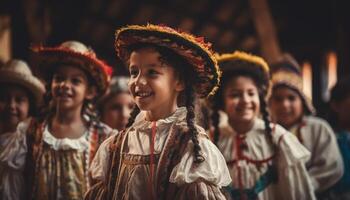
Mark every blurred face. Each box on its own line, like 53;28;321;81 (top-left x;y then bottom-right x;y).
331;96;350;130
51;65;95;112
128;47;184;119
270;86;303;129
101;92;134;131
223;76;260;126
0;84;30;132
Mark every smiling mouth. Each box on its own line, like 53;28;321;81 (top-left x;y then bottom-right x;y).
135;91;153;98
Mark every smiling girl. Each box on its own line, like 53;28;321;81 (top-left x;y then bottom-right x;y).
85;24;230;200
211;51;315;200
22;41;115;200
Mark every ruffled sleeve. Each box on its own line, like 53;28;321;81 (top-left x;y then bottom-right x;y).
169;127;231;188
89;134;117;181
0;118;30;170
273;125;316;200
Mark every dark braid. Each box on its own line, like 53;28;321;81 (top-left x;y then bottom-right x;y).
185;86;205;163
126;106;140;128
259;94;276;150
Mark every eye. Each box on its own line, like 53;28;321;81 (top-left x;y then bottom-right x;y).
288;95;297;102
129;68;139;78
53;74;64;82
248;91;256;97
72;77;83;85
148;69;159;77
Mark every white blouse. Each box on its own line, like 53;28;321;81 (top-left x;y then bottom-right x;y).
289;115;344;192
216;111;316;200
90;107;231;187
0;118;29;200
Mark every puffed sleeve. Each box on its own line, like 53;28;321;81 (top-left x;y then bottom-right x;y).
306;118;344;192
274;126;316;200
89;134;117;181
169;129;231;188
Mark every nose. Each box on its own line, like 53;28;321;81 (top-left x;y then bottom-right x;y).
9;97;16;111
281;99;290;108
135;74;147;86
59;79;70;89
242;93;250;104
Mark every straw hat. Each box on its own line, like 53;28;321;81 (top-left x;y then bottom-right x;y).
32;41;113;95
115;24;221;97
0;59;45;104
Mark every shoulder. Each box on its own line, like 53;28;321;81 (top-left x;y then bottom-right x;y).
304;116;332;129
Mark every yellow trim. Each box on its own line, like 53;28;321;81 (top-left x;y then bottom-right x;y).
216;51;269;73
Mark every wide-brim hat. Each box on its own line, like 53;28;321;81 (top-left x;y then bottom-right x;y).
216;51;271;96
32;41;113;95
0;59;45;104
270;53;316;115
115;24;221;97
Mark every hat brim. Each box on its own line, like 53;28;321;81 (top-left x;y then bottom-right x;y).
0;72;45;105
115;24;221;97
32;47;112;95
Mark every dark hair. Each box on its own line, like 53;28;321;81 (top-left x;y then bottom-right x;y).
328;76;350;131
38;65;100;125
211;64;275;150
124;43;204;163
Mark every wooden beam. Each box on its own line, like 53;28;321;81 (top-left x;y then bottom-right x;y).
248;0;281;63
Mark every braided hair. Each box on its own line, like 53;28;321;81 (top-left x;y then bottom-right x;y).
125;43;205;163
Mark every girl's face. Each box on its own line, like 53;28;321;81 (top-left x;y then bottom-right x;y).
0;84;30;132
223;76;260;125
101;92;134;131
51;65;95;111
270;86;304;129
128;47;184;119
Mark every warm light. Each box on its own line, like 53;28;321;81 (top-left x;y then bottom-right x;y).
327;51;337;90
302;61;312;100
0;15;11;62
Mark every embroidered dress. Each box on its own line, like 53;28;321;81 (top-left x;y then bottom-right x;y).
216;111;315;200
288;116;344;192
87;107;231;200
23;118;115;200
0;119;29;200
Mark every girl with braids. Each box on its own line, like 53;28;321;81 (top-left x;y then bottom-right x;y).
269;54;343;198
21;41;116;200
211;51;315;200
85;24;230;200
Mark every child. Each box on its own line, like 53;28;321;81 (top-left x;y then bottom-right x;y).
23;41;116;199
211;51;315;200
269;54;343;197
0;59;45;200
328;76;350;199
85;24;231;200
97;76;134;131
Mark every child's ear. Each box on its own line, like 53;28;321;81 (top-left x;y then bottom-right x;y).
85;86;97;100
175;79;185;92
